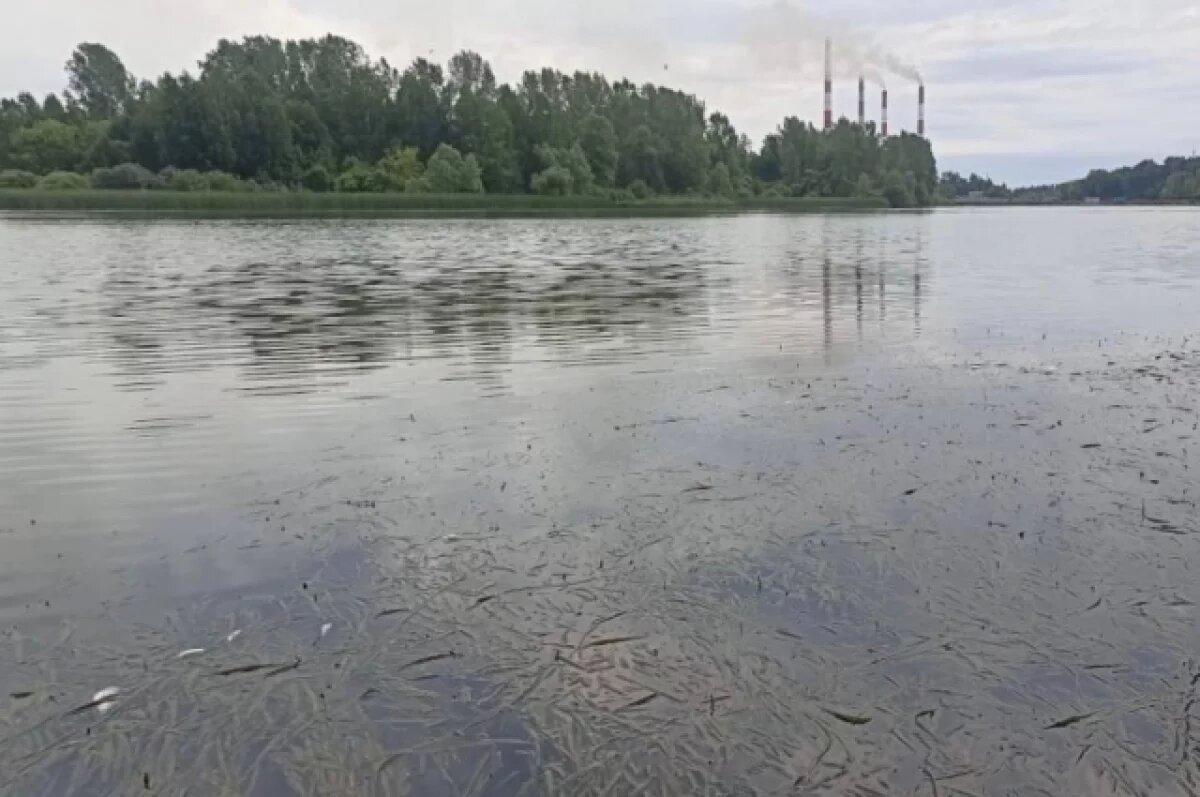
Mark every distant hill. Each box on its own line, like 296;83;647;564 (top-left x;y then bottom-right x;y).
941;157;1200;204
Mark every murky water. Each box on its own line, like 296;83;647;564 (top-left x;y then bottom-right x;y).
1;207;1198;795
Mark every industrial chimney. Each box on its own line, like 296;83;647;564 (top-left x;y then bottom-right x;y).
823;38;833;131
881;88;889;137
918;84;926;137
857;76;865;127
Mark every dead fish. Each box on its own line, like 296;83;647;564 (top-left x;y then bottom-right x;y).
226;630;242;643
618;692;659;711
1045;712;1095;730
320;623;332;638
68;687;120;715
584;636;644;649
214;662;276;677
822;707;872;725
176;648;206;659
265;658;302;677
214;659;299;677
398;651;457;672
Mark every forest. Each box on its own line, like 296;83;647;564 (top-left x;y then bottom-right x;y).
940;158;1200;204
1013;157;1200;203
0;37;937;207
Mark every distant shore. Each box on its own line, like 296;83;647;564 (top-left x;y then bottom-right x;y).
0;190;890;215
949;197;1199;208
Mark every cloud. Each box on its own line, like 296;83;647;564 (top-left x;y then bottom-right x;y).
3;0;1199;186
929;46;1145;83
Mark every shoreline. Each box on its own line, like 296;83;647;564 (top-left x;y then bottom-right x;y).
0;189;891;215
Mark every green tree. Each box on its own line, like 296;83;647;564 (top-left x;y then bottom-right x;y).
301;164;332;191
531;165;572;195
9;120;84;173
394;59;447;157
424;144;482;193
447;51;497;98
374;146;423;191
706;112;746;176
881;169;915;208
564;143;594;192
42;94;67;120
619;125;664;191
66;43;134;118
334;159;377;192
578;113;617;187
1161;171;1198;200
79;120;128;170
285;100;332;170
0;35;950;200
707;162;734;197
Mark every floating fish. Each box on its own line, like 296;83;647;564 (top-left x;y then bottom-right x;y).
78;687;120;715
177;648;205;659
226;630;242;643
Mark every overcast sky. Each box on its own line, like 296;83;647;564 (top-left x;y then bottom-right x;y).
3;0;1198;186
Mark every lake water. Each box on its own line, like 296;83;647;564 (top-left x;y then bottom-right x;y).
1;207;1198;795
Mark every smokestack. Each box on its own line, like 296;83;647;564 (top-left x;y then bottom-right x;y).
918;83;926;137
857;76;865;126
881;88;889;137
823;38;833;131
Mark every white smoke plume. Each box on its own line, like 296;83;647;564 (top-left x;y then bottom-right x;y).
741;0;921;86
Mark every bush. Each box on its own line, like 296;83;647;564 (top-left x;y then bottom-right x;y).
9;120;83;174
335;161;375;193
627;179;653;200
0;169;37;189
534;144;593;195
36;171;90;190
707;163;734;197
882;177;915;208
374;147;423;192
160;167;208;191
404;177;431;194
425;145;483;193
301;164;332;192
202;171;253;192
90;162;161;190
254;178;288;193
530;165;573;196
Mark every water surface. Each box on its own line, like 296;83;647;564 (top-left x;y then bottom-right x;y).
2;208;1199;795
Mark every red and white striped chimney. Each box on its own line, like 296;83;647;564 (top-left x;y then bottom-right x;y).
918;84;926;137
823;38;833;131
857;76;865;126
881;88;889;137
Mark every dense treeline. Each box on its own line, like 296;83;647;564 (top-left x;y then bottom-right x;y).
0;38;937;206
938;171;1011;200
941;157;1200;204
1015;157;1200;202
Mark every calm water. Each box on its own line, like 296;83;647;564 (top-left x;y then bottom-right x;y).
1;207;1198;795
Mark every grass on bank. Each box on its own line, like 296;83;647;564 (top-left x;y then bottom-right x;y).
0;189;889;214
